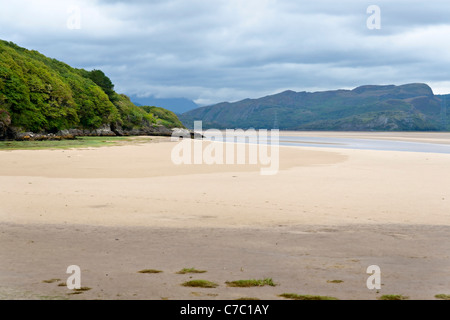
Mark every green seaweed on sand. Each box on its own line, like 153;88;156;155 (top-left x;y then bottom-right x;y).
279;293;339;300
226;278;276;288
182;280;218;288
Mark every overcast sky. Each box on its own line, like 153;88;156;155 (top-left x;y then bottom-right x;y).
1;0;449;105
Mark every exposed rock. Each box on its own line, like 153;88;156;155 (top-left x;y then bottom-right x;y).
171;128;204;139
93;125;116;136
111;124;173;137
3;122;181;141
151;125;173;136
172;128;192;138
172;128;202;139
57;130;70;137
13;131;76;141
110;123;124;136
68;129;84;136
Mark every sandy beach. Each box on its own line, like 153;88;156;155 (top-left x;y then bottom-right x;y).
1;132;449;300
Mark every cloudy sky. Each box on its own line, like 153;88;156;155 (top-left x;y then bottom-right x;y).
1;0;449;105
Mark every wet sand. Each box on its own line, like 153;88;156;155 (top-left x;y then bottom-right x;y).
0;133;449;300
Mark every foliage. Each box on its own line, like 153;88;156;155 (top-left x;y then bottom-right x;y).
0;136;130;150
225;278;276;287
113;94;154;130
176;268;207;274
181;280;219;288
0;40;183;135
138;269;163;274
86;69;116;102
378;294;409;300
0;109;10;125
141;106;185;128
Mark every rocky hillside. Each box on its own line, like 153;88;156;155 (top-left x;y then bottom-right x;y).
0;40;184;140
180;83;449;131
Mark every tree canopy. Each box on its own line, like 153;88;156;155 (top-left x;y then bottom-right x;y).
0;40;185;135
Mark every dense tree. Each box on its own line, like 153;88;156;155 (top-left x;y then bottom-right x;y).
86;69;116;102
0;109;11;137
0;40;184;135
141;106;184;128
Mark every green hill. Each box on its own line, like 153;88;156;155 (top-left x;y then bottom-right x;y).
0;40;184;140
180;84;449;131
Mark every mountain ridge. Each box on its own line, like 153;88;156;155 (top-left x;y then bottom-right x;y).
179;83;449;131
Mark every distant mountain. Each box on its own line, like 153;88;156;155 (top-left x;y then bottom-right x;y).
179;84;450;131
129;95;198;115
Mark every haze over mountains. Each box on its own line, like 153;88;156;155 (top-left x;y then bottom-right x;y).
180;84;450;131
129;95;198;115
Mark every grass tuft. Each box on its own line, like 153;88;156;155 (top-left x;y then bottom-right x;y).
279;293;339;300
182;280;218;288
38;295;69;300
226;278;276;288
327;280;344;284
67;287;92;295
378;294;409;300
176;268;207;275
0;136;131;151
435;294;450;300
42;279;61;284
138;269;163;274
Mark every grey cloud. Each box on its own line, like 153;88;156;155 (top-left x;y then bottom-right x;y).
0;0;449;105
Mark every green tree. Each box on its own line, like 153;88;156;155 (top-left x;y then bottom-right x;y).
87;69;116;102
0;40;183;135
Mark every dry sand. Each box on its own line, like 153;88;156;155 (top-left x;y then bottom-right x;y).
0;132;449;300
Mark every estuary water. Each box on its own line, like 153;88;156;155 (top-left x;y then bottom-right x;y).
279;136;450;154
203;132;450;154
